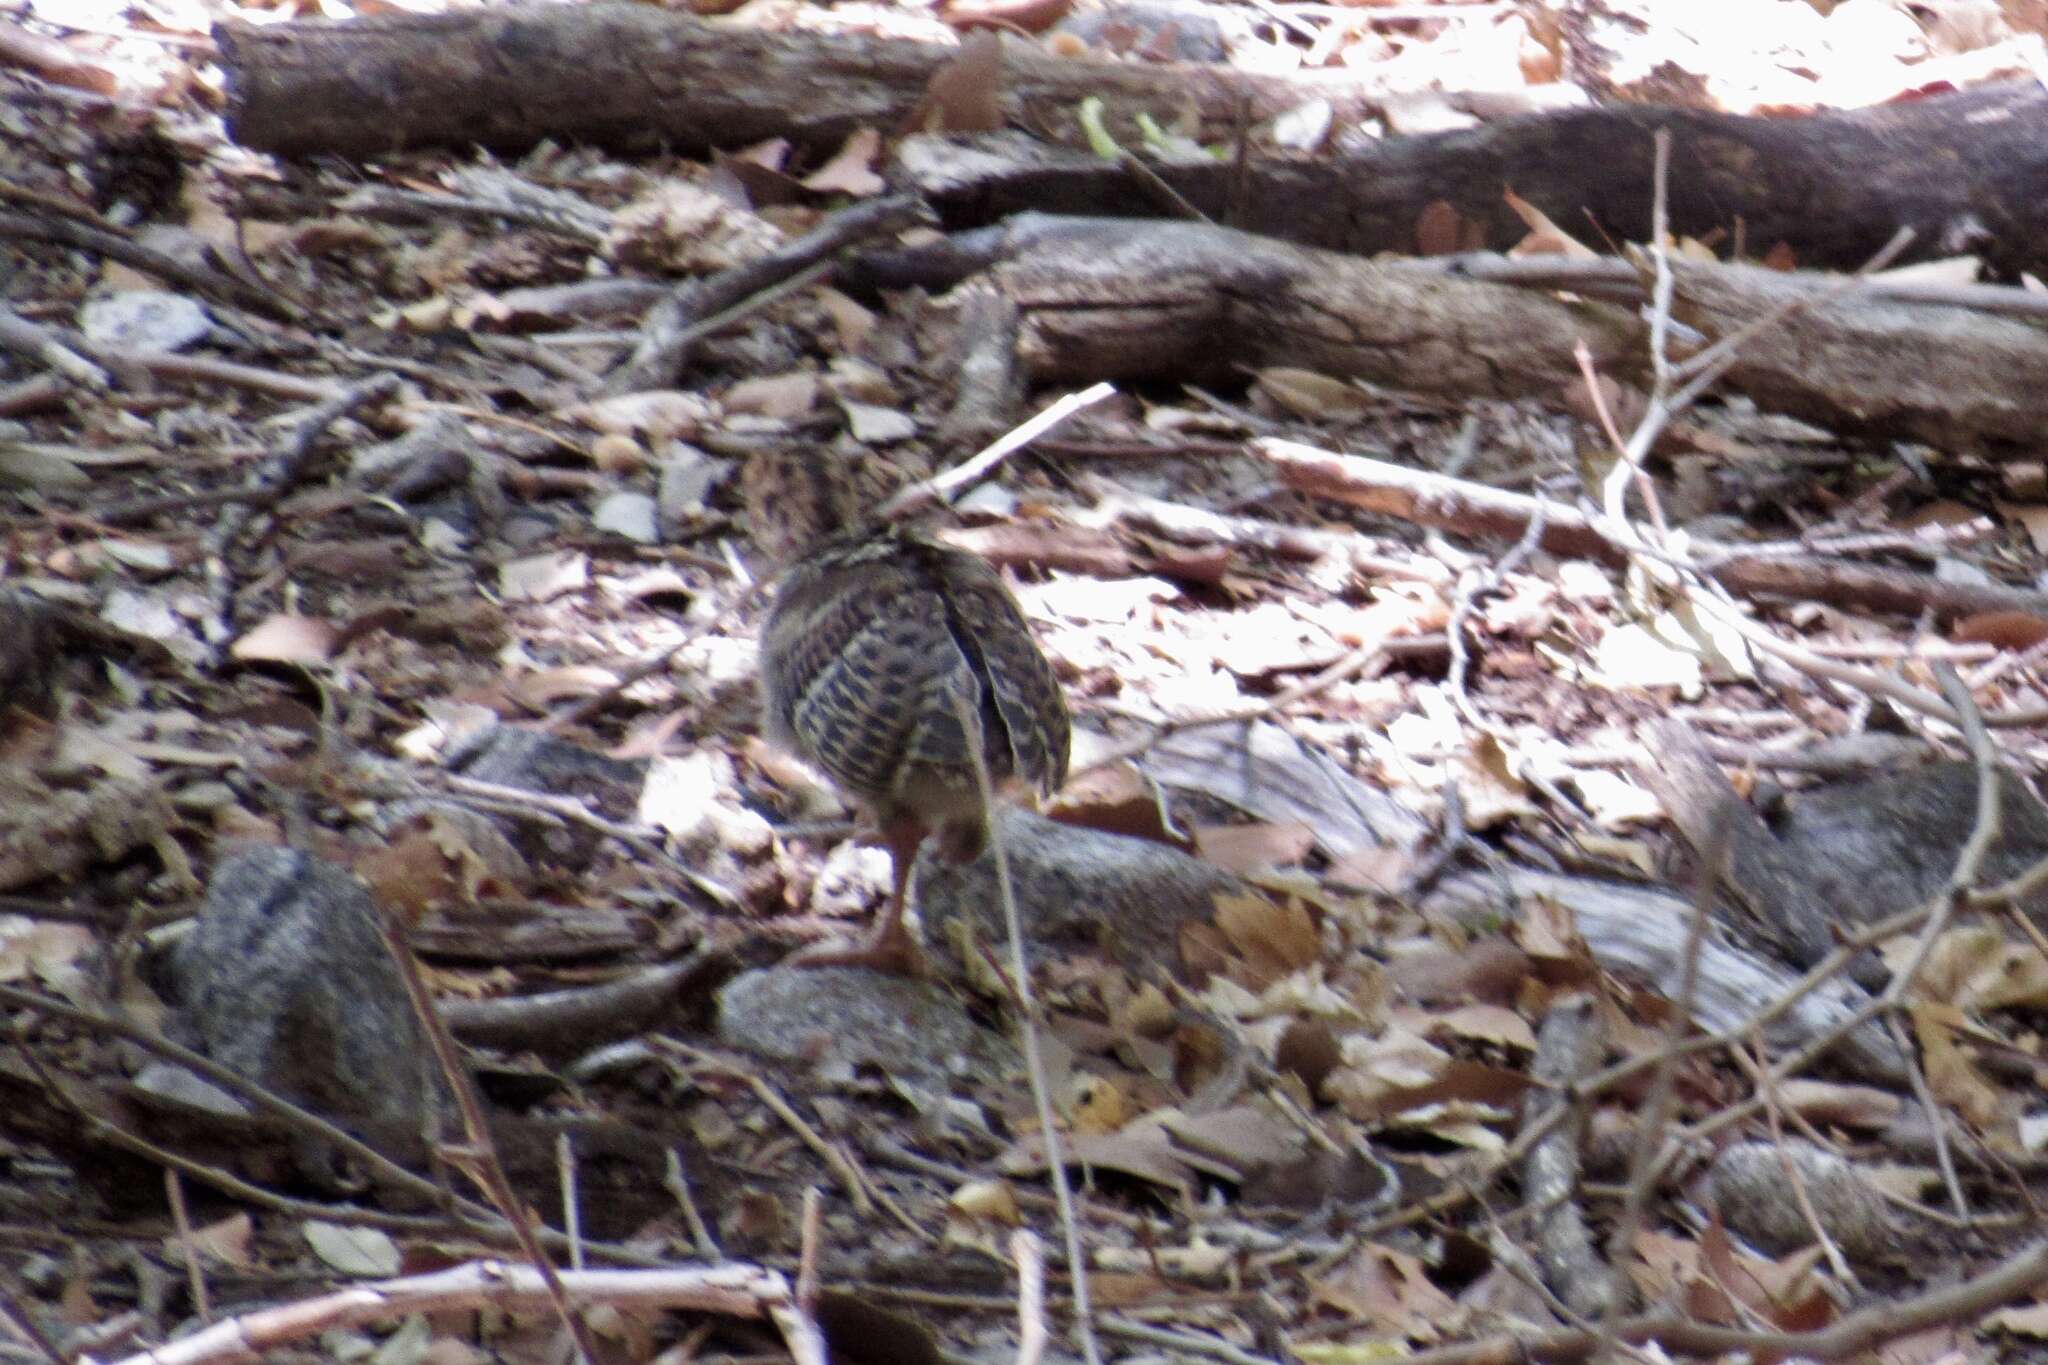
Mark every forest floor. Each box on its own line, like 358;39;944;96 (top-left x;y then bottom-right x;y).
5;0;2048;1362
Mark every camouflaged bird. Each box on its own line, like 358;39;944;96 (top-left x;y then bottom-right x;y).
750;448;1071;972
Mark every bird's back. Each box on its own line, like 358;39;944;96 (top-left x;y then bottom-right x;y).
760;524;1070;822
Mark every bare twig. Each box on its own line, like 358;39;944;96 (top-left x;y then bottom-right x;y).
796;1186;822;1314
162;1170;212;1323
1398;1234;2048;1364
0;1287;62;1364
949;689;1104;1365
374;915;602;1365
101;1262;824;1365
876;380;1119;521
1013;1230;1049;1365
0;306;108;389
557;1133;585;1272
663;1147;725;1263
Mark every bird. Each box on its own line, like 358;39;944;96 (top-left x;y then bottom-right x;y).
749;448;1071;973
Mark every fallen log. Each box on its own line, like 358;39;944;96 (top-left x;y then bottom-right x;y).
213;9;2048;278
892;78;2048;276
213;3;1380;161
854;213;2048;457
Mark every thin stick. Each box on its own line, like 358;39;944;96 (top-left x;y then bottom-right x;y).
557;1133;585;1272
875;381;1119;521
374;916;602;1365
949;691;1104;1365
163;1169;212;1323
103;1262;825;1365
664;1148;724;1263
1013;1230;1049;1365
796;1186;822;1315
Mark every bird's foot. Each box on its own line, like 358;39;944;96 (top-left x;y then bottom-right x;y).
784;920;928;976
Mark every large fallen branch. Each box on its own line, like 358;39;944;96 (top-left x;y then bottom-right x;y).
213;3;1378;161
1256;437;2048;623
892;79;2048;275
858;214;2048;456
217;4;2048;279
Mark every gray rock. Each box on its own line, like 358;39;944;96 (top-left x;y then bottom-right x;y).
444;725;648;865
79;291;211;352
915;808;1242;977
716;966;1016;1085
1708;1140;1895;1262
172;847;444;1150
593;490;659;544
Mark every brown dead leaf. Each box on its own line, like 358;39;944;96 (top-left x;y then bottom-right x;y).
942;0;1071;33
1387;940;1533;1007
1414;199;1477;256
1427;1003;1537;1053
357;812;523;923
1774;1078;1901;1130
723;371;821;419
1047;760;1186;847
1901;498;1983;530
1309;1243;1456;1340
1901;925;2048;1010
1275;1018;1343;1094
904;29;1006;134
1082;1272;1174;1308
1953;609;2048;650
1910;1003;2010;1131
1254;367;1378;421
1503;187;1595;259
166;1211;253;1268
0;917;95;986
1333;1057;1533;1124
1193;821;1314;875
1515;892;1589;965
508;665;621;710
948;1179;1021;1226
1068;1073;1127;1134
1000;1130;1193;1195
1212;890;1321;983
1162;1103;1304;1175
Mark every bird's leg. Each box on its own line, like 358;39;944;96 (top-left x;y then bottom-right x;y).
786;816;929;974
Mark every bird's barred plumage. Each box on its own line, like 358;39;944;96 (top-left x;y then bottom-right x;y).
759;519;1070;857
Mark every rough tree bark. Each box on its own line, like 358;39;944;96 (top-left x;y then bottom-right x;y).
217;5;2048;276
213;3;1380;161
853;214;2048;457
897;80;2048;276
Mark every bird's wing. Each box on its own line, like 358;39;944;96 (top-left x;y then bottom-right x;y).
933;553;1072;797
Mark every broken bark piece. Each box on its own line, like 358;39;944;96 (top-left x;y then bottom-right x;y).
1521;995;1632;1318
